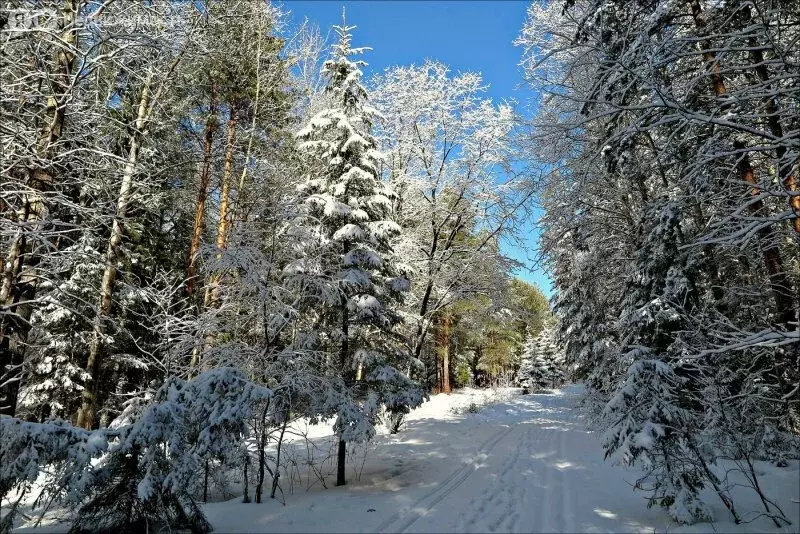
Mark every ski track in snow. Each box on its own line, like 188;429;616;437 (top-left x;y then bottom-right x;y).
559;420;576;533
437;394;577;533
376;425;515;533
401;389;592;534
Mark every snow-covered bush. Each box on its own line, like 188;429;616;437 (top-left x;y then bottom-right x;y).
71;367;269;532
0;368;270;532
0;418;106;530
602;359;714;524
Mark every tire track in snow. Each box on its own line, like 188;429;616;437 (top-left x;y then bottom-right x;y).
376;425;515;534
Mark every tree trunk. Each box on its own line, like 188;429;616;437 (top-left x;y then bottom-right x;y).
742;8;800;236
235;11;264;224
336;438;346;487
355;361;363;382
75;77;152;429
433;344;443;395
186;86;218;299
255;400;270;504
337;288;349;487
689;0;795;329
733;142;795;328
242;454;250;503
471;348;482;386
270;415;288;499
412;280;435;363
0;0;78;416
785;173;800;234
187;89;218;370
689;0;726;97
203;458;209;503
203;106;237;311
441;313;452;393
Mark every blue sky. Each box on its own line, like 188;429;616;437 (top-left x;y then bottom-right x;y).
281;0;551;298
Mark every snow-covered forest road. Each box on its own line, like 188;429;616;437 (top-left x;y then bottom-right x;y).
371;389;585;533
202;386;800;533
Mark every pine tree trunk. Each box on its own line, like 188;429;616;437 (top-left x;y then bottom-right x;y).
743;7;800;236
187;89;218;370
76;77;152;429
203;106;237;311
785;173;800;234
689;0;726;97
0;0;78;417
186;86;218;299
434;312;452;393
732;143;795;327
434;349;443;395
689;0;795;329
355;362;363;382
442;313;451;393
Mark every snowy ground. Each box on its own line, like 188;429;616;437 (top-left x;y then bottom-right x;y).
202;385;799;533
10;385;800;533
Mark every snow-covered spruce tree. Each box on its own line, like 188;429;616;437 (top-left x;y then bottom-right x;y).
1;0;85;416
294;16;424;487
517;330;538;393
544;202;624;408
602;359;721;524
0;417;104;531
18;233;101;421
539;327;565;389
608;200;742;525
519;325;562;393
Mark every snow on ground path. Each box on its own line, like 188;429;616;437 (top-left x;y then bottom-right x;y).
373;424;515;533
12;385;798;533
204;384;799;533
385;386;668;534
